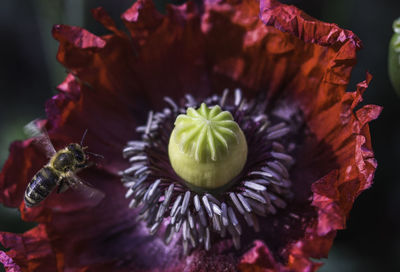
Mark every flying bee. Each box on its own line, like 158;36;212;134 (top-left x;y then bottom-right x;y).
24;120;104;207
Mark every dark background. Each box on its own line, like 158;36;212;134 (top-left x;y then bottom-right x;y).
0;0;399;271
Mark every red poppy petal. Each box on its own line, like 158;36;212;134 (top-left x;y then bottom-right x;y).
259;72;381;269
121;0;213;104
239;240;282;272
259;0;362;48
53;0;214;110
91;7;124;36
121;0;163;41
239;0;381;269
52;23;149;111
0;251;22;272
0;140;46;209
1;70;138;270
0;225;57;272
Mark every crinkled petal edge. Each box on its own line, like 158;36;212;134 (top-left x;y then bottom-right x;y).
239;78;381;271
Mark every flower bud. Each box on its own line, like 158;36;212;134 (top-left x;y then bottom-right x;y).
389;17;400;95
168;103;247;190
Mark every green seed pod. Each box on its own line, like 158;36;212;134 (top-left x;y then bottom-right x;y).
389;17;400;95
168;103;248;190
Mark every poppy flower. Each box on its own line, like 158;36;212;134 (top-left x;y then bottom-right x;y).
0;0;381;271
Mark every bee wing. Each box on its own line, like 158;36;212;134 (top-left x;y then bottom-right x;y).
66;173;105;203
24;119;56;158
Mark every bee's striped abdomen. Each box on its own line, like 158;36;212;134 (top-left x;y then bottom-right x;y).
24;166;60;207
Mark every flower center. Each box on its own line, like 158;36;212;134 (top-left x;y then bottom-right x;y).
168;103;247;189
121;89;301;255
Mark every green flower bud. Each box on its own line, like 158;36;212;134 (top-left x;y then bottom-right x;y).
168;103;248;190
389;17;400;95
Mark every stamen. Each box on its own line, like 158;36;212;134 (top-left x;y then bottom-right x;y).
145;111;154;135
220;88;229;107
121;89;302;254
164;97;178;112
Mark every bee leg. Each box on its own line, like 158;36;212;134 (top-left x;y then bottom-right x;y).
57;180;70;193
77;161;93;169
86;161;95;168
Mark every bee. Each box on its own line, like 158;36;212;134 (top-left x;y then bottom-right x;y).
24;120;104;207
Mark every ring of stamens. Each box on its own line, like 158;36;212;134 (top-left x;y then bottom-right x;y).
121;89;297;254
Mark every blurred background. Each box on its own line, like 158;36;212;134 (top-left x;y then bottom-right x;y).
0;0;399;271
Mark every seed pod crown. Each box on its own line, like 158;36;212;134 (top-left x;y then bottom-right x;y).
168;103;248;189
173;103;240;162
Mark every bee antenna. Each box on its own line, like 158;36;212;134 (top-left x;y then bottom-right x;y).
87;151;104;159
80;129;88;146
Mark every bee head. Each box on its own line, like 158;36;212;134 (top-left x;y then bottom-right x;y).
67;143;86;163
